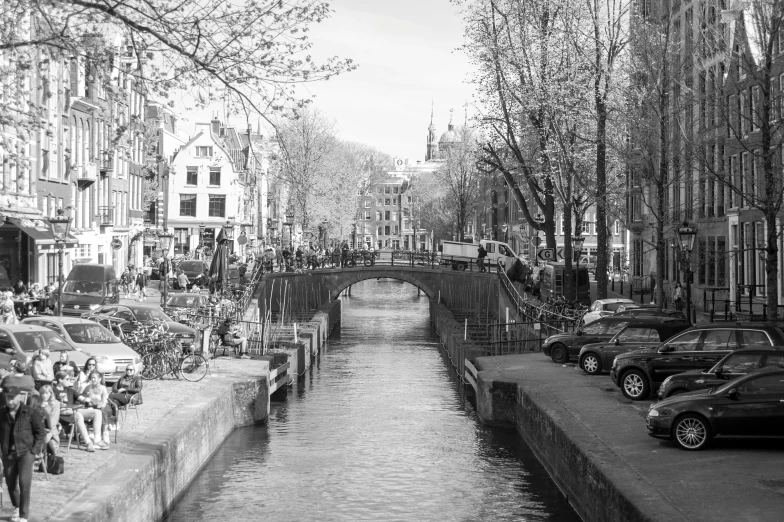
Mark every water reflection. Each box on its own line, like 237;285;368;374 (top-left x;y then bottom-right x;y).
163;280;578;522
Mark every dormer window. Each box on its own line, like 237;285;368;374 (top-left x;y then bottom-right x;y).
194;146;213;157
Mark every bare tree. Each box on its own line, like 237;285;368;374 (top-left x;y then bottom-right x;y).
437;126;482;242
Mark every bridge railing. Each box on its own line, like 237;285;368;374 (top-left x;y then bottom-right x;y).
267;250;501;273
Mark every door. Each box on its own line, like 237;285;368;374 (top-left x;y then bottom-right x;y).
716;373;784;436
655;331;703;381
693;329;735;369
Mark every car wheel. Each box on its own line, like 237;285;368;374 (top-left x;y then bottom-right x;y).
580;353;602;375
620;369;650;400
550;343;569;364
673;414;711;451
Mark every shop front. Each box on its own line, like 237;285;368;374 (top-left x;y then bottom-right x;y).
0;212;78;289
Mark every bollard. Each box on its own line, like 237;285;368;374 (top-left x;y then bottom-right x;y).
506;307;509;333
620;278;623;294
464;318;467;340
294;322;298;344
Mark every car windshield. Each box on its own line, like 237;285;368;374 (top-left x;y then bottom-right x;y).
64;323;119;344
13;331;71;352
605;302;628;312
132;308;171;322
166;295;202;308
62;280;104;296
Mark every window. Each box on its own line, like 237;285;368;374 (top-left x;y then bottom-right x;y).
209;168;221;186
605;321;629;335
665;331;702;351
385;198;390;206
763;354;784;368
393;187;399;194
392;198;398;206
739;330;772;347
365;211;371;220
616;328;656;342
736;374;784;395
194;146;212;157
364;200;371;208
582;322;606;335
377;198;383;206
186;168;197;186
208;195;226;217
384;225;390;235
174;228;189;255
384;186;390;194
384;211;390;220
702;329;734;350
179;194;196;217
718;353;760;374
376;211;382;221
392;211;398;221
751;86;759;131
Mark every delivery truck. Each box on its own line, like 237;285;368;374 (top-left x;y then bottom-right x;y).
441;240;519;271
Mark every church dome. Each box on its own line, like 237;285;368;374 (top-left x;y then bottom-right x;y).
439;125;460;145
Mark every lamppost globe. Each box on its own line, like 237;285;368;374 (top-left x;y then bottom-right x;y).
222;220;235;241
676;222;697;324
571;235;585;263
677;222;697;252
157;230;175;306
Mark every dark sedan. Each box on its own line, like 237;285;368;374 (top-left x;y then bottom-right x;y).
81;303;197;350
541;316;631;364
657;347;784;399
610;323;784;401
647;367;784;450
577;318;691;375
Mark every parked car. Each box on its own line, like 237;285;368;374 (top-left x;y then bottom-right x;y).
21;317;143;381
178;260;209;280
81;303;197;351
0;324;86;370
578;318;691;375
646;367;784;450
164;293;209;323
610;323;784;401
582;298;635;324
542;316;634;364
657;347;784;399
614;304;687;320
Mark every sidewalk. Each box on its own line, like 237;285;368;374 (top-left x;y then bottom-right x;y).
8;357;270;521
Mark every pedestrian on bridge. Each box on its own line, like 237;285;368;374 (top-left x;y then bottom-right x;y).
477;244;488;273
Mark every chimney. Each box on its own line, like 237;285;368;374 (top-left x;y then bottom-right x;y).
211;117;221;136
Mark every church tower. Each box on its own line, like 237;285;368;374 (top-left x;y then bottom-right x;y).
426;101;439;161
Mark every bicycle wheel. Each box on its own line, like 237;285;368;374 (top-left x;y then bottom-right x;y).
141;353;164;380
180;354;208;382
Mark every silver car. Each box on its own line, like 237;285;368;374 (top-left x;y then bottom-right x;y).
22;317;142;381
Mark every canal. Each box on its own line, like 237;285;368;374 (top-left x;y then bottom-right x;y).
163;280;579;521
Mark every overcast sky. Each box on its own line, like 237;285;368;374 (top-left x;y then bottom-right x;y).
296;0;476;162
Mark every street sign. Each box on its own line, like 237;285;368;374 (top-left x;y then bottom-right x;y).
110;238;122;250
537;248;555;261
237;232;248;245
556;247;564;260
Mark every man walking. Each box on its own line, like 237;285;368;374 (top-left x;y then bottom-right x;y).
0;383;46;522
477;244;488;273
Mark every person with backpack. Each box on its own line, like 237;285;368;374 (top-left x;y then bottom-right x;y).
135;269;147;301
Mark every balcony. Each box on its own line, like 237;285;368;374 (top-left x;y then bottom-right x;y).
75;162;97;186
98;206;114;227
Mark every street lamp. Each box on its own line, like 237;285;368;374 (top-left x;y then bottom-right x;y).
533;212;545;249
500;223;508;244
677;222;697;324
283;211;295;249
157;230;175;306
222;220;235;297
572;235;585;265
47;208;72;316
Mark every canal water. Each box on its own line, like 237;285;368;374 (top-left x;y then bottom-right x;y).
163;280;579;522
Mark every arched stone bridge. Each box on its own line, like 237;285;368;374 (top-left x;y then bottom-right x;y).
257;266;498;315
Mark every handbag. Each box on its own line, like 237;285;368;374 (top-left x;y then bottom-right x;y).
39;455;65;475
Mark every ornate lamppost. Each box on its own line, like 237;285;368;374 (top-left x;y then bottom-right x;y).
47;209;72;316
222;219;235;297
283;211;295;250
572;234;585;265
677;222;697;324
157;230;175;306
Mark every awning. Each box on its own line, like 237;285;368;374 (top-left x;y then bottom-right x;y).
6;217;79;249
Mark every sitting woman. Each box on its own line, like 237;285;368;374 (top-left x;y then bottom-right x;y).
78;371;112;447
74;358;102;393
36;385;61;457
109;365;142;407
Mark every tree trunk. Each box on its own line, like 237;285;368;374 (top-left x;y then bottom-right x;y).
656;80;668;311
766;211;779;319
595;103;608;299
563;201;574;300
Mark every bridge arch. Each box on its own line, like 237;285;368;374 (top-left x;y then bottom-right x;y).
327;269;437;300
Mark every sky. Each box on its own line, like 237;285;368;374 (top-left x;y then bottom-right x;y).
300;0;477;162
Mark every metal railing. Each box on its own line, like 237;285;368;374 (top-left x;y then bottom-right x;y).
265;250;500;273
